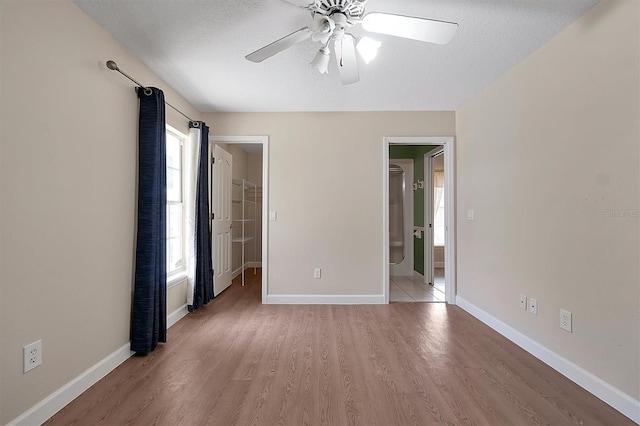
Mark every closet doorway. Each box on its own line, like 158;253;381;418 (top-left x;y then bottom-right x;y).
211;136;269;304
383;137;456;304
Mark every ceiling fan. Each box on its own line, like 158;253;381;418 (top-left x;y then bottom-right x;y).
245;0;459;85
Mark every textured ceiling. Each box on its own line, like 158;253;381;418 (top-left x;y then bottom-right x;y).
74;0;598;112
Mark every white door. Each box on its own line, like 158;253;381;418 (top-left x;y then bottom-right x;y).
424;147;444;286
211;144;233;296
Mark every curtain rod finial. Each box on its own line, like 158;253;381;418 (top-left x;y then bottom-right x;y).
106;60;119;71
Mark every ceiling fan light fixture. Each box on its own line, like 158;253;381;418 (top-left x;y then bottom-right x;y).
311;14;336;44
310;46;331;74
356;36;382;64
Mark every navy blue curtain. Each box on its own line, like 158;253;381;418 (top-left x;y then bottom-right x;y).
131;87;167;354
190;121;214;311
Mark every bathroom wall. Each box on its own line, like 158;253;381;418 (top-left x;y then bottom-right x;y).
389;145;439;275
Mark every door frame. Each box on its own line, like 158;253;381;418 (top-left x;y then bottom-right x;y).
211;135;269;304
383;137;456;304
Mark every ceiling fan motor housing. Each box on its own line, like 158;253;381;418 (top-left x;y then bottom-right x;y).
312;0;367;19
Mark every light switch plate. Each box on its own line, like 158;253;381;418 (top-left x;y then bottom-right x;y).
560;309;572;332
519;294;527;311
269;210;277;221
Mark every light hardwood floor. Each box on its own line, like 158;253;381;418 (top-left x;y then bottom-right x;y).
46;270;633;425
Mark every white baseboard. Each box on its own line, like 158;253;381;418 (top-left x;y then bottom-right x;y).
167;303;189;328
7;343;133;426
9;304;190;426
455;296;640;424
232;264;261;280
232;267;242;279
266;294;386;305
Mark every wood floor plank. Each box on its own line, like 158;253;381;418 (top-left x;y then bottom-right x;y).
46;270;635;426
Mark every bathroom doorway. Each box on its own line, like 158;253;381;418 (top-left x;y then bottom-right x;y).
383;137;456;304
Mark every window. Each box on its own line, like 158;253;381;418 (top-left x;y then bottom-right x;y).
166;128;184;276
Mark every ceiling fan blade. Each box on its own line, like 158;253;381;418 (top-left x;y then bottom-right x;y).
282;0;314;7
334;35;359;85
362;12;458;45
245;27;312;63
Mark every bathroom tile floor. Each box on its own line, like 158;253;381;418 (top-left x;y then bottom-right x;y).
390;268;446;303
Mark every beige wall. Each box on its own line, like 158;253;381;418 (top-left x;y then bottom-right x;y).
0;1;200;423
205;112;455;295
247;153;263;264
228;144;249;181
434;247;445;266
456;0;639;400
5;0;634;421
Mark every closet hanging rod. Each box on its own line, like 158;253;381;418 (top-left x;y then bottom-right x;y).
105;60;196;124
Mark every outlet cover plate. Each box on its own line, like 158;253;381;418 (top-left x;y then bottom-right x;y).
313;268;321;279
23;340;42;373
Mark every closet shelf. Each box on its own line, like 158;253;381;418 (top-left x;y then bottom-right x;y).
232;178;257;286
232;237;255;244
232;179;256;189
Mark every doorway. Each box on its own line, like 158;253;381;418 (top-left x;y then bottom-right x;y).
383;137;456;304
210;136;269;304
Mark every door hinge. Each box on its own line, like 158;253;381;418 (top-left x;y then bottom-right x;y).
429;223;432;228
210;213;215;220
211;156;215;164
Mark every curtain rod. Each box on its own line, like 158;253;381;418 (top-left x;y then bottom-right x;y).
106;60;197;124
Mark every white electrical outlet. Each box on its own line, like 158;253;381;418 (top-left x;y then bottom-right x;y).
529;298;538;315
313;268;321;279
23;340;42;373
560;309;572;332
519;294;527;310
